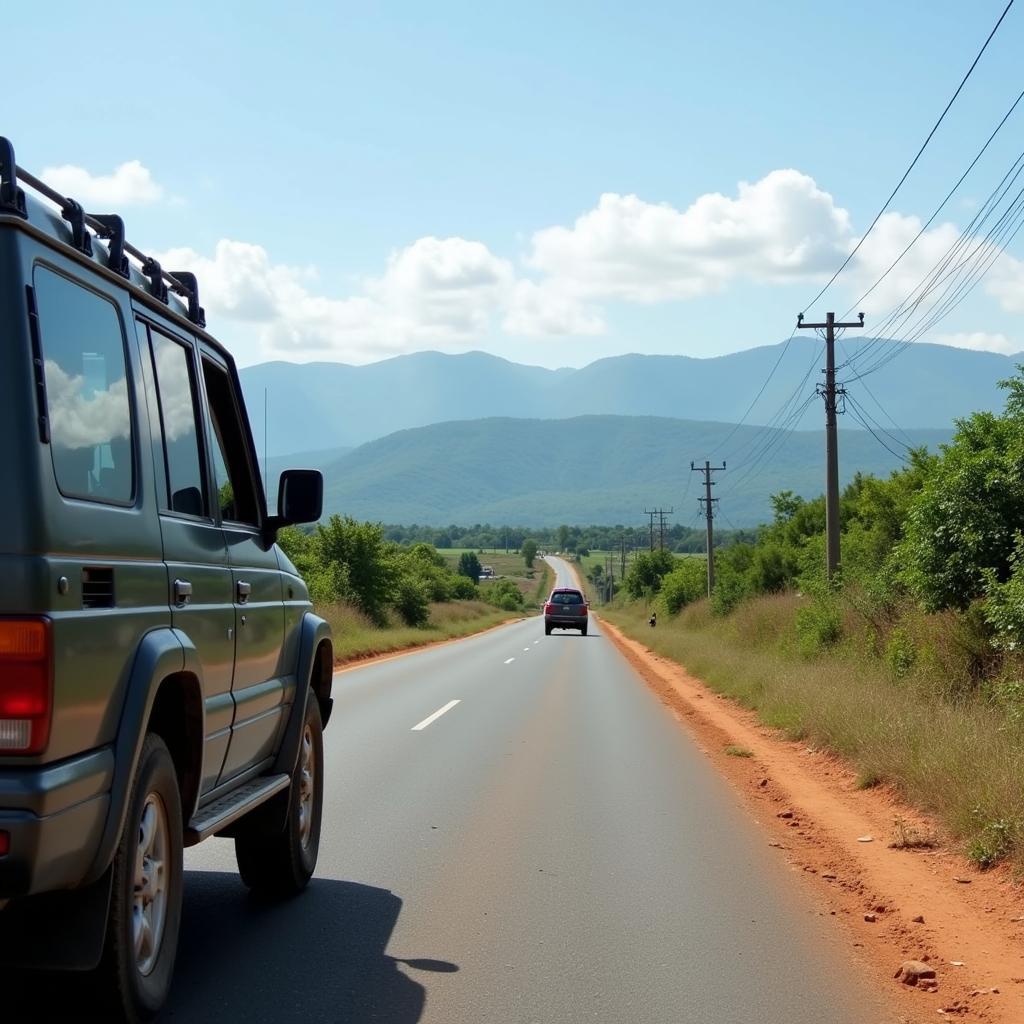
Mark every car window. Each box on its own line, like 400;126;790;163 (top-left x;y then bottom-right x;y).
34;266;134;504
552;591;583;604
202;357;260;526
148;329;208;518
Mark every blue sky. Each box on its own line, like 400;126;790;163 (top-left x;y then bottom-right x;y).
6;1;1023;367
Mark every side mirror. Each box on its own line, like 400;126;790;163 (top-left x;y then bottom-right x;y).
265;469;323;543
278;469;323;524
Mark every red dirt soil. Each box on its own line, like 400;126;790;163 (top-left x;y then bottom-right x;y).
599;616;1024;1024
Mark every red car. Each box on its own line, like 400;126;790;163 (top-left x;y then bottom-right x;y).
544;588;589;635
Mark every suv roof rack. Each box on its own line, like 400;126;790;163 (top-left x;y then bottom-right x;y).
0;136;206;328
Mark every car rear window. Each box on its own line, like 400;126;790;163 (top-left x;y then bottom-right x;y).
551;591;583;604
34;266;135;505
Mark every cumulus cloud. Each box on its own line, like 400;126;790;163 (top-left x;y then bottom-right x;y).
158;235;593;362
41;160;165;206
525;170;853;302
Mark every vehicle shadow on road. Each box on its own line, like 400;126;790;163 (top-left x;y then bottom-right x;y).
164;871;454;1022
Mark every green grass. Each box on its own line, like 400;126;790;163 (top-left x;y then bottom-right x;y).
724;744;754;758
602;594;1024;871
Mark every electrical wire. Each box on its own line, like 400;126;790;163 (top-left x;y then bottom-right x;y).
846;394;909;460
801;0;1015;315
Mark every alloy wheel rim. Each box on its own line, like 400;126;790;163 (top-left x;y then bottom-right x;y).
132;792;170;976
298;723;315;850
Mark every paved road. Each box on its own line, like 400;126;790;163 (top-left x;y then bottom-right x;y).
168;557;889;1023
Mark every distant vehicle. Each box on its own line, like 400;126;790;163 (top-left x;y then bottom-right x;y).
479;565;495;578
544;588;589;636
0;138;333;1022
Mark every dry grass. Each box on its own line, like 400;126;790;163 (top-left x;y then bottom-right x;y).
321;599;525;662
602;596;1024;871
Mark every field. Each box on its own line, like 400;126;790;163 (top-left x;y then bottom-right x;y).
438;550;550;602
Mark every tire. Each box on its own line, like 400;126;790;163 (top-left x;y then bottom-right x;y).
97;734;184;1023
544;624;552;636
235;696;324;898
580;624;588;636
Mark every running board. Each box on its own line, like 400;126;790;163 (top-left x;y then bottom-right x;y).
185;773;290;845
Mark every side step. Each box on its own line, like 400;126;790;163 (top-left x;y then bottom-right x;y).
185;773;290;845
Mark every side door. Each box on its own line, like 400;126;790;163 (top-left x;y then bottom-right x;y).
137;317;235;795
197;349;288;785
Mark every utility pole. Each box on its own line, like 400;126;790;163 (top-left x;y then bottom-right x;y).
620;535;627;580
796;311;865;581
691;461;726;596
657;508;673;551
643;510;657;551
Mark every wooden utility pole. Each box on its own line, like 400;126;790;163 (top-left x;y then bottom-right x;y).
643;510;657;551
796;311;865;581
691;461;726;596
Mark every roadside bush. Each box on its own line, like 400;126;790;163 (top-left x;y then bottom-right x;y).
659;558;707;615
393;575;431;627
793;601;842;658
457;551;482;582
482;578;524;612
884;627;917;679
624;549;676;598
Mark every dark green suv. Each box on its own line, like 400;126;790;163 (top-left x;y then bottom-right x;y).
0;138;334;1021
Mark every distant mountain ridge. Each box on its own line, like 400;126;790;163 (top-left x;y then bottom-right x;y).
240;340;1016;456
317;414;953;527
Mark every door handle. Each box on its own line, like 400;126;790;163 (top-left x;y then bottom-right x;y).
173;578;193;606
236;580;252;604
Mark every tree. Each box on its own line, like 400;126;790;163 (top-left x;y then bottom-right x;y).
457;551;482;582
623;549;676;598
522;538;538;568
316;516;398;624
900;375;1024;610
556;524;570;551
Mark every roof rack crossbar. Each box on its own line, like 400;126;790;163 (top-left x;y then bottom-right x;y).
11;154;205;322
0;137;27;218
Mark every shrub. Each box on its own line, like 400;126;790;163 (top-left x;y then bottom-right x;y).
458;551;482;582
793;601;842;658
659;558;707;615
482;578;523;612
884;627;917;679
393;575;431;626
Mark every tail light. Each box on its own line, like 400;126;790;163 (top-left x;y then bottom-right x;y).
544;603;555;614
0;618;53;754
581;604;588;616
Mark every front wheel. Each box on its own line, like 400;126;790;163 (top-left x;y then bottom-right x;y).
98;733;184;1023
235;696;324;897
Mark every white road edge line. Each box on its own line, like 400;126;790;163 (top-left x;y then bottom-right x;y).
504;657;515;664
411;699;461;731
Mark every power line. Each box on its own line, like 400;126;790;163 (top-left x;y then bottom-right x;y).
841;84;1024;322
846;394;909;461
801;0;1015;315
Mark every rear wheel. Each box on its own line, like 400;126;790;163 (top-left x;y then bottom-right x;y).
97;734;183;1023
235;696;324;897
544;624;552;635
580;624;588;636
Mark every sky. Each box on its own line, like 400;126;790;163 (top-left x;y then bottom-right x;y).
5;0;1024;369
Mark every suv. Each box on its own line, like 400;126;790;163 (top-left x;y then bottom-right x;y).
543;588;588;635
0;139;334;1021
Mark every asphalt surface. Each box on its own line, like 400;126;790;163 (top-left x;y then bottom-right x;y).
165;556;889;1023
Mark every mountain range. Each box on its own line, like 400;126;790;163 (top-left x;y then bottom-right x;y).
240;339;1017;456
307;415;951;527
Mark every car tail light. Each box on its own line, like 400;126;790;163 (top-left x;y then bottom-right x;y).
0;618;52;754
0;831;9;856
581;604;588;615
544;603;555;614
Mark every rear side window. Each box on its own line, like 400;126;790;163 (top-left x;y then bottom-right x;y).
148;329;208;518
551;591;583;604
34;266;134;504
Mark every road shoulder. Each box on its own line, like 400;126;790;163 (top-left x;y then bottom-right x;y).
599;615;1024;1024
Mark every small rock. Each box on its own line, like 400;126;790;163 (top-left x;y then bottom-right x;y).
778;810;794;819
864;913;877;922
895;960;937;986
768;841;785;849
758;778;769;787
949;961;965;967
874;904;887;914
912;915;925;923
822;872;837;880
857;835;874;843
953;877;971;884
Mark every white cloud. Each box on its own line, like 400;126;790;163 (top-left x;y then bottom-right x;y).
158;235;599;363
41;160;165;206
987;253;1024;313
932;331;1018;355
525;170;853;302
